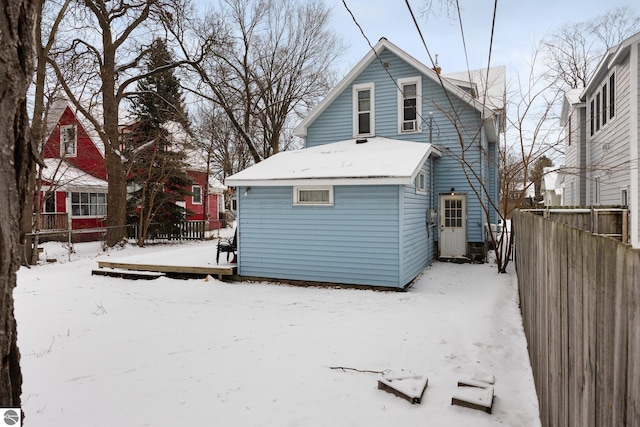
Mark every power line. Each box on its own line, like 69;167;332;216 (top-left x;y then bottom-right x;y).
341;0;440;142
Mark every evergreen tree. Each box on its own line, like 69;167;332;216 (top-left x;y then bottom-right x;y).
530;156;554;202
126;38;193;245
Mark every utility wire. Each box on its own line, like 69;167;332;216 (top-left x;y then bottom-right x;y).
485;0;499;111
341;0;439;140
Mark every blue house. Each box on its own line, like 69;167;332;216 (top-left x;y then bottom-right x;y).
226;38;504;289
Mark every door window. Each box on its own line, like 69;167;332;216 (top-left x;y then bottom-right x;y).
444;198;463;228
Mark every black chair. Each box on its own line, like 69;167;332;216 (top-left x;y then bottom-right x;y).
216;229;237;264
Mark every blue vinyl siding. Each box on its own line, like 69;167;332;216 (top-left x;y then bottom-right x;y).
236;185;404;287
400;159;435;285
305;48;493;247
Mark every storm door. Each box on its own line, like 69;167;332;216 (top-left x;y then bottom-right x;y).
439;194;467;257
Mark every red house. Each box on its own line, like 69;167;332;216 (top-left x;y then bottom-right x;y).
167;122;226;231
37;100;225;240
37;99;109;236
184;169;226;231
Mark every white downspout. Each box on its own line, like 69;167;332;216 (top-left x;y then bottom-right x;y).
630;42;639;247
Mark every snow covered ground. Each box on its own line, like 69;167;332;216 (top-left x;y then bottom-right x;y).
15;236;540;426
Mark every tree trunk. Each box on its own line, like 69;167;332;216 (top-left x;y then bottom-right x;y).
104;149;128;246
0;0;36;407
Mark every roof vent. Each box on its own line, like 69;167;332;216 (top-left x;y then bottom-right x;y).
356;138;368;144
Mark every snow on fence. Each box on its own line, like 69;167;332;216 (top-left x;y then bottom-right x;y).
512;210;640;426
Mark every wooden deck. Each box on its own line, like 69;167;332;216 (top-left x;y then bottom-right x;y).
96;260;236;280
92;242;237;281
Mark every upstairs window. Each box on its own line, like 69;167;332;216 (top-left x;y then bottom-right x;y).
353;83;374;137
397;76;422;133
589;70;616;137
590;100;595;136
595;92;601;132
609;72;615;119
192;185;202;204
60;124;77;157
602;83;607;126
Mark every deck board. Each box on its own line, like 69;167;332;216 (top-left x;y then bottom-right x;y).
97;260;235;280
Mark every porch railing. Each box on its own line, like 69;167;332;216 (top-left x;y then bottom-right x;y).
36;212;69;231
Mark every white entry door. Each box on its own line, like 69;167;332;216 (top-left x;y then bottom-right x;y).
439;194;467;257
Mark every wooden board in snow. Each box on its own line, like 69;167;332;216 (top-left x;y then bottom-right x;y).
451;384;494;414
377;375;428;404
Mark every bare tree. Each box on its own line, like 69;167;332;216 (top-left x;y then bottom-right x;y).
47;0;181;247
193;103;253;210
587;6;640;50
0;0;36;407
543;6;640;90
172;0;341;165
28;0;72;264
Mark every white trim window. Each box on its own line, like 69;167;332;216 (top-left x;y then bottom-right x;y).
60;124;77;157
192;185;202;204
71;191;107;217
588;70;616;137
415;170;426;194
353;83;374;137
293;186;334;206
397;76;422;133
608;71;616;120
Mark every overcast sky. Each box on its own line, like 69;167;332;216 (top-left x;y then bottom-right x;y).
328;0;637;79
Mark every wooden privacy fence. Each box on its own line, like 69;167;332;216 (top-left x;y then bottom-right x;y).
522;207;629;243
513;210;640;426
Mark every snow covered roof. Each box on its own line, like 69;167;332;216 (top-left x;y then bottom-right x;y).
443;66;506;111
41;158;108;191
208;176;226;193
541;167;560;193
225;137;440;187
560;88;584;126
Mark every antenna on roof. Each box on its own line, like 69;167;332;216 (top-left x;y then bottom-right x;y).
433;54;441;75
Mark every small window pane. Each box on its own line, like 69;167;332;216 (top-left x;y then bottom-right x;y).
299;190;329;203
403;84;416;98
609;73;615;119
358;89;370;102
404;99;417;121
358;113;370;134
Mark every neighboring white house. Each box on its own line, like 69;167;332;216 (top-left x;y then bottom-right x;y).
540;167;562;206
560;30;640;248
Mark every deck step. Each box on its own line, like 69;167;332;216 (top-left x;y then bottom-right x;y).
92;268;165;280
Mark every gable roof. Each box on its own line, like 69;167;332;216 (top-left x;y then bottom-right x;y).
293;38;501;140
47;97;106;156
225;137;440;187
583;30;640;97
